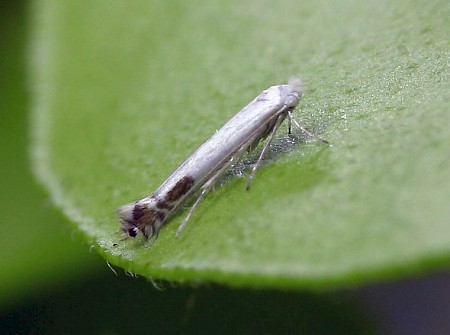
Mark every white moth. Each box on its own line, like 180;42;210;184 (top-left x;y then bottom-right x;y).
118;77;327;243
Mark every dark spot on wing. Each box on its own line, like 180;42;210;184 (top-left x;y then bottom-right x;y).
156;200;174;210
165;176;195;202
133;204;146;221
132;204;166;231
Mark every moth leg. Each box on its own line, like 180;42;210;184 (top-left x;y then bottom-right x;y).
175;149;246;238
288;116;292;135
144;230;159;248
287;110;329;144
246;114;285;190
175;183;211;238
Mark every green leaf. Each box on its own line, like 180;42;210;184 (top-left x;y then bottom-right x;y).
0;1;100;307
30;0;450;288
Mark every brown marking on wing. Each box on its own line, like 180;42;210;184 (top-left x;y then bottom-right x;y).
156;200;174;210
165;176;195;202
133;204;166;231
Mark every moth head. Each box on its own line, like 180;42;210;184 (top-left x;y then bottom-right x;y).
125;226;139;238
117;202;140;238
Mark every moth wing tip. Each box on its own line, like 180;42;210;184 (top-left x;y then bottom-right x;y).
288;76;303;95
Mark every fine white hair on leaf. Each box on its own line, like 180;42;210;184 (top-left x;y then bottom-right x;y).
149;278;166;291
106;261;118;276
288;76;303;96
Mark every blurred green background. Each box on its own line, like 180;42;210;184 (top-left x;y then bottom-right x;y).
1;1;449;334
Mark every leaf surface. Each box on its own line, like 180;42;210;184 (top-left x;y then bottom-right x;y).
31;0;450;288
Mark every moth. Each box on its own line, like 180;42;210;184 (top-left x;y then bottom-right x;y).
118;77;327;243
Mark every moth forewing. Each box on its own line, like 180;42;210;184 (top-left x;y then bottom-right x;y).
118;77;325;243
